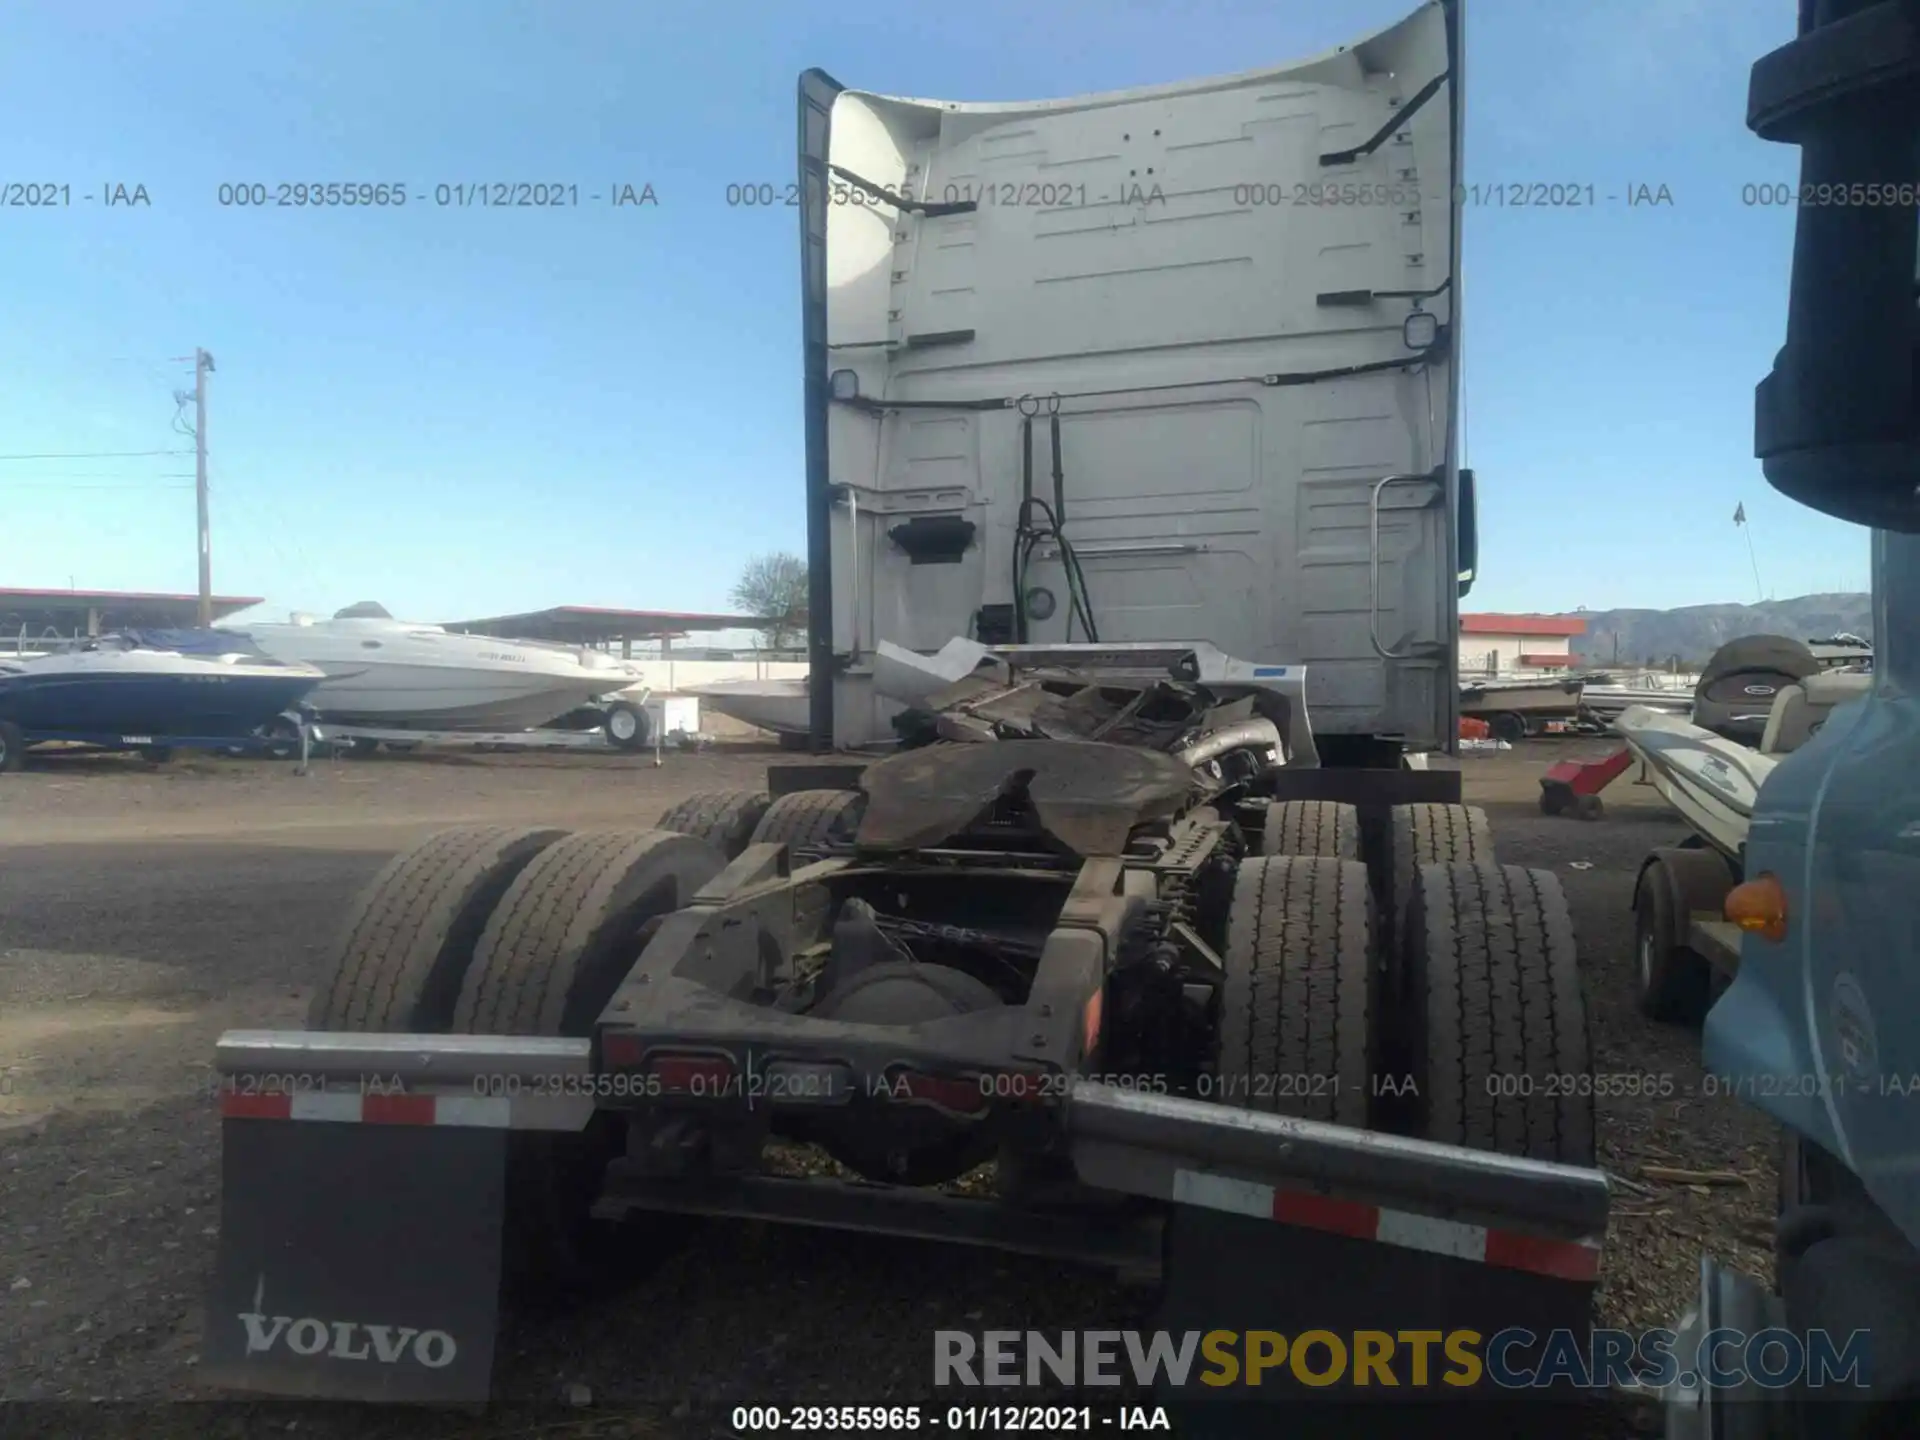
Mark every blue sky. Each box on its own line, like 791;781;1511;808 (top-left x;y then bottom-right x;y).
0;0;1872;637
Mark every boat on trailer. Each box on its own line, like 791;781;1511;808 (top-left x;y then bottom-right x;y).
0;629;325;770
1457;674;1585;742
234;603;642;734
1613;635;1872;859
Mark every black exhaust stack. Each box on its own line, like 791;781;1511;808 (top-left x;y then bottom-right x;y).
1749;0;1920;533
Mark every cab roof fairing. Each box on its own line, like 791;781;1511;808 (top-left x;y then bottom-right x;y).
827;0;1452;124
816;0;1460;389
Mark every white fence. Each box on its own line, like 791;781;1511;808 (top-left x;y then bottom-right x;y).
618;658;808;694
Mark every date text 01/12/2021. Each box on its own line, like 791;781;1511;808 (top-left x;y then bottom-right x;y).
723;180;1167;210
211;183;658;209
215;1067;1917;1106
729;1404;1171;1432
464;1069;1416;1103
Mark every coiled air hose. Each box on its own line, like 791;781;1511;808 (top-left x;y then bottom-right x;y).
1012;393;1099;643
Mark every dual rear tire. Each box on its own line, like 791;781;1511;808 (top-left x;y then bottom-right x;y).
318;795;1598;1304
1215;803;1594;1167
309;821;727;1297
654;786;864;860
1256;799;1362;862
1216;853;1373;1127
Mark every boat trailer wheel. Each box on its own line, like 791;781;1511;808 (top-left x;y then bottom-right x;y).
602;700;650;751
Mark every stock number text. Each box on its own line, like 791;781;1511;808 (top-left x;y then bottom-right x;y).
1484;1073;1674;1099
218;183;410;207
1743;181;1920;208
1235;181;1420;207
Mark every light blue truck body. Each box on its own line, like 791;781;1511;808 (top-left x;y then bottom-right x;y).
1704;530;1919;1240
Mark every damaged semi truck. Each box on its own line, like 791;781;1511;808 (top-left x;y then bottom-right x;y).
203;0;1613;1423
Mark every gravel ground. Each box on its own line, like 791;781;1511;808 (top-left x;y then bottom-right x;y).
0;739;1777;1436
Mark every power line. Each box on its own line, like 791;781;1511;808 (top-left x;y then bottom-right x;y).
0;481;195;490
38;354;189;369
0;449;194;461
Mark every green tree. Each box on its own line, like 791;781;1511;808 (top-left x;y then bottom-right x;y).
730;551;808;652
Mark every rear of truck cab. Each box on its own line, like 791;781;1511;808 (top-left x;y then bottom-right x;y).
801;0;1467;754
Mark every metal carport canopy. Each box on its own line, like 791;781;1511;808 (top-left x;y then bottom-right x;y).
0;586;264;635
443;605;774;645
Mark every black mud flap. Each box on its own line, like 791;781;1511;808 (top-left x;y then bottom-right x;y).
1155;1204;1599;1439
202;1118;508;1403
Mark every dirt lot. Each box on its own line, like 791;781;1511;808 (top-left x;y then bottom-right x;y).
0;739;1775;1435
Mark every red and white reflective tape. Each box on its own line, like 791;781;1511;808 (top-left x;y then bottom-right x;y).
220;1091;511;1128
1172;1171;1601;1284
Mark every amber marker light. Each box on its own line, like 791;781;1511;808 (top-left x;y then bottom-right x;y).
1725;874;1789;943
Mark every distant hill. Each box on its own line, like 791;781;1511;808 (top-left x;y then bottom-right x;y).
1564;593;1871;669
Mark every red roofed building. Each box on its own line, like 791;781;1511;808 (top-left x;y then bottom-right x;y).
1458;612;1587;676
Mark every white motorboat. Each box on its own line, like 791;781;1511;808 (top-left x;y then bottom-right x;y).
231;603;640;732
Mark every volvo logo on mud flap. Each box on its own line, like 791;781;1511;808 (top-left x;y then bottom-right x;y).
238;1313;458;1367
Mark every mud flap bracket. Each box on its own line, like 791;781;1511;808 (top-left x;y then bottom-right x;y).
202;1118;509;1402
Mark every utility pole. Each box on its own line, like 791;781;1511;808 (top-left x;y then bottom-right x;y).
194;349;214;626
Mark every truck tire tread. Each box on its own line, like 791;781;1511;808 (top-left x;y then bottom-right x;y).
1388;802;1494;939
750;788;864;850
1259;800;1362;860
1410;860;1595;1165
450;826;725;1299
310;825;567;1032
655;789;772;860
1217;855;1372;1127
455;827;725;1036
